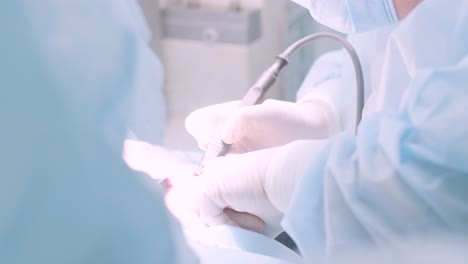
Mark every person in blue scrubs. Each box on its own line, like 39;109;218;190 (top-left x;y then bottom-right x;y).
0;1;196;263
186;0;468;261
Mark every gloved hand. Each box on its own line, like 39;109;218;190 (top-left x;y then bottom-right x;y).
122;140;266;231
196;140;319;237
185;99;339;154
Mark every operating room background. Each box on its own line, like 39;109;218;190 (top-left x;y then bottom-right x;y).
137;0;342;150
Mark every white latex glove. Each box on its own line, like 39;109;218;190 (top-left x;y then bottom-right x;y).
123;140;266;231
185;99;339;154
196;140;317;237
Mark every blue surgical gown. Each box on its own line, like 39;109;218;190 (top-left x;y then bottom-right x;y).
283;0;468;260
0;0;194;263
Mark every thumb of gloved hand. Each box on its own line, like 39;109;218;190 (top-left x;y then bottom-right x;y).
186;99;337;154
185;101;240;151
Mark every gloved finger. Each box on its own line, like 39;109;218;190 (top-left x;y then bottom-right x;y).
221;101;286;147
224;208;265;234
220;106;259;146
199;194;240;228
185;101;241;150
222;99;325;150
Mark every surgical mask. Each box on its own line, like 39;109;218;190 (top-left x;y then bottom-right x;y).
291;0;399;33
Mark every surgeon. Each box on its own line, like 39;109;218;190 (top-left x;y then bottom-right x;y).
185;15;396;238
186;0;418;229
185;0;468;260
0;0;196;263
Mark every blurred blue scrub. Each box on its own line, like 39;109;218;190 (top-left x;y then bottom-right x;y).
123;0;166;145
0;0;195;263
